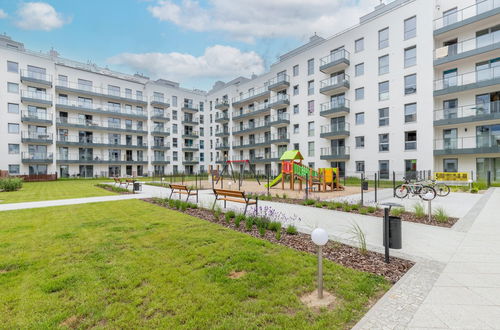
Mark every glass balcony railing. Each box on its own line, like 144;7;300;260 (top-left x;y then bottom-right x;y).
270;113;290;123
56;98;147;117
233;137;271;148
268;74;290;87
319;49;350;66
434;101;500;121
320;122;350;134
270;133;290;142
55;80;145;102
22;131;53;140
22;152;53;160
57;153;148;162
232;86;269;104
21;90;52;102
233;121;270;133
320;99;350;113
20;69;53;83
434;0;500;30
434;32;500;60
320;74;350;89
320;146;350;157
21;110;52;121
215;112;229;121
232;101;271;118
434;136;500;151
434;67;500;91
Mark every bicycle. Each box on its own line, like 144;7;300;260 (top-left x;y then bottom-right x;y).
416;179;450;197
394;177;436;200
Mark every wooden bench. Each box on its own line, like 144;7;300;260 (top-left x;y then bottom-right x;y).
114;177;127;188
169;184;198;202
212;189;258;215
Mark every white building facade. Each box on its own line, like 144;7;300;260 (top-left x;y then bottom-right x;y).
1;0;499;181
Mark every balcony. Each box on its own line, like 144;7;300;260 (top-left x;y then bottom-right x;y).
20;69;53;87
233;121;270;135
21;131;53;144
320;147;350;160
233;138;271;149
151;142;171;150
56;153;148;164
268;94;290;109
55;81;147;105
434;136;500;155
21;152;54;163
182;130;199;138
270;133;290;144
215;128;230;137
151;111;170;121
232;102;271;120
319;49;350;75
320;99;350;118
270;113;290;126
56;135;148;149
434;67;500;96
151;127;170;136
215;143;230;151
21;90;52;106
319;74;350;95
434;101;500;126
150;97;170;108
434;33;500;66
215;112;230;123
267;74;290;91
182;157;199;165
182;143;199;151
55;99;147;119
181;104;199;112
320;123;350;139
232;86;270;107
249;152;280;163
215;156;228;164
56;117;147;134
152;156;171;165
21;110;53;125
434;0;500;35
181;117;199;125
215;100;230;110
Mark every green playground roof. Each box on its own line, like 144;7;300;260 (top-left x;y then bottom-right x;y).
280;150;303;161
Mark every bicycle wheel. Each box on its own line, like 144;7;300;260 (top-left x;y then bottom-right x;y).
419;186;436;201
434;183;450;197
394;184;408;198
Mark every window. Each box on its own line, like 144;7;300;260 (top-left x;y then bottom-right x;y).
58;75;68;86
379;133;389;151
355;112;365;125
378;81;389;101
355;63;364;76
308;122;314;136
404;16;416;40
307;58;314;75
443;158;458;172
307;100;314;115
8;123;19;134
172;110;177;120
378;55;389;75
404;74;417;95
8;144;19;154
308;141;315;157
293;85;299;95
379;160;389;179
355;87;364;100
9;165;20;174
405;131;417;150
293;104;299;114
78;79;93;91
378;28;389;49
404;46;417;68
293;65;299;76
293;143;299;150
379;108;389;126
108;85;120;96
443;7;458;27
404;103;417;123
355;38;364;52
307;80;314;95
7;61;18;73
355;136;365;148
8;103;19;114
172;96;177;107
356;161;365;172
8;82;19;93
293;124;299;134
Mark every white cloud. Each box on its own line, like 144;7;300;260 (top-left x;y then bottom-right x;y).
108;45;265;82
15;2;70;31
147;0;379;42
0;9;7;19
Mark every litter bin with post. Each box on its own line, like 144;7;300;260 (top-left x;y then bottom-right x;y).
384;216;402;249
133;182;142;193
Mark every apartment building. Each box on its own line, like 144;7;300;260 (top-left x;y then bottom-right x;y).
1;0;499;181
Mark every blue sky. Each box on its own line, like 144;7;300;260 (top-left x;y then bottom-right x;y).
0;0;378;90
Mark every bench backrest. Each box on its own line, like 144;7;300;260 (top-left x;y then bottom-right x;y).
126;179;136;183
170;184;189;191
213;188;246;198
114;178;121;183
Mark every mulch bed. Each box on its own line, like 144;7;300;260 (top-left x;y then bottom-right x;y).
95;185;133;195
143;198;414;283
253;196;458;228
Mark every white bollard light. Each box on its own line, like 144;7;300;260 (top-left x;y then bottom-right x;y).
311;228;329;299
424;192;434;222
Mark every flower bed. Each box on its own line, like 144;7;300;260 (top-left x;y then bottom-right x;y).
95;183;133;194
144;197;414;283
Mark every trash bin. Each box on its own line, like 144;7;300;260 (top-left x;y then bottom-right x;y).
362;181;369;190
388;216;402;249
133;182;141;192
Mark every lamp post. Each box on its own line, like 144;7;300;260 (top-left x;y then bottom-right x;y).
311;228;329;299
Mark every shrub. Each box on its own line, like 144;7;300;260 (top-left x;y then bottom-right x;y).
413;203;425;218
473;181;488;191
226;210;236;219
367;206;377;213
350;204;360;211
180;202;188;211
470;188;478;194
282;193;288;199
95;183;129;193
286;225;298;235
234;214;245;228
359;208;368;215
390;207;405;217
327;203;337;210
434;207;449;223
342;203;351;212
314;201;324;208
224;213;232;223
213;206;222;220
259;226;266;237
0;178;23;192
275;230;282;240
303;199;315;206
245;216;255;231
268;221;281;232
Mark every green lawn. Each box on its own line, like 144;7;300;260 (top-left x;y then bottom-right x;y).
0;180;115;204
0;200;389;328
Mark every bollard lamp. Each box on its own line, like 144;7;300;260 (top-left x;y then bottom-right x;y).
311;228;328;299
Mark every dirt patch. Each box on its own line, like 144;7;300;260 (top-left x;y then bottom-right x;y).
143;198;414;283
0;269;8;274
60;315;81;328
300;290;337;310
228;270;246;279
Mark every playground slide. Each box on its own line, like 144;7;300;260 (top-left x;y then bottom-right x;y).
265;173;282;188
